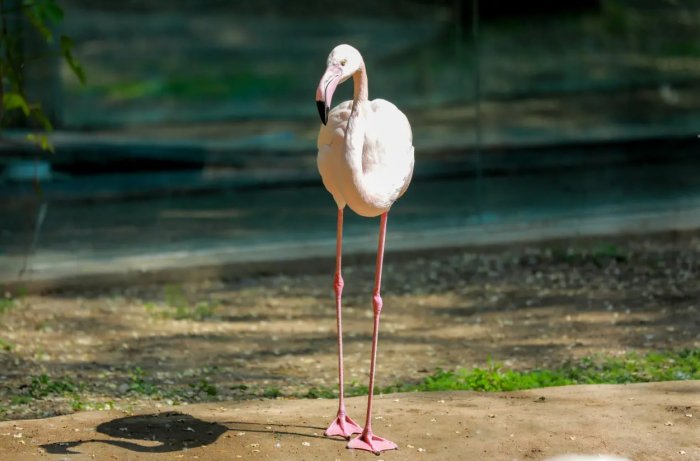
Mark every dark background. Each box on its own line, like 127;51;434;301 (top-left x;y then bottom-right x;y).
1;0;699;282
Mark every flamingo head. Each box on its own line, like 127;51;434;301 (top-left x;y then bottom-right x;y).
316;44;363;125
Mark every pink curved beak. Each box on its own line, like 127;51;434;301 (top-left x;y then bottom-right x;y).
316;64;342;125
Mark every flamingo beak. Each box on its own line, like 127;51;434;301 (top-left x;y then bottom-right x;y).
316;64;342;125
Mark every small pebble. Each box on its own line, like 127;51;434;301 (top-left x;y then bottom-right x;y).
302;441;311;447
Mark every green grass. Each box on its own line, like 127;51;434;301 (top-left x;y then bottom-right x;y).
0;337;13;352
3;350;697;417
305;349;700;398
190;378;218;397
144;284;218;321
262;387;283;399
28;374;81;399
128;367;160;396
7;374;84;407
0;298;15;315
548;243;629;267
6;374;114;412
127;367;218;400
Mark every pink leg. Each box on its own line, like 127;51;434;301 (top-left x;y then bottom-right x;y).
347;212;398;454
325;208;363;439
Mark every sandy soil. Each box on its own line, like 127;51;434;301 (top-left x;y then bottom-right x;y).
0;381;697;460
0;232;699;459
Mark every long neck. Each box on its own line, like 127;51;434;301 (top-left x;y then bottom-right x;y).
345;63;368;175
353;63;368;103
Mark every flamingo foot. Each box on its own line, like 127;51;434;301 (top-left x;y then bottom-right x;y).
347;430;398;454
324;411;362;439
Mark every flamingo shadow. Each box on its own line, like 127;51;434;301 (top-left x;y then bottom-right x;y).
40;412;336;455
40;412;226;455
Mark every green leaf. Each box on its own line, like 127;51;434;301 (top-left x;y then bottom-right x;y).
22;0;65;43
61;35;87;85
3;92;31;116
26;133;54;153
29;106;54;132
23;8;53;42
41;0;65;23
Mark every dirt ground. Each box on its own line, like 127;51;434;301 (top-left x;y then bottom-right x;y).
0;231;699;459
0;382;697;460
1;232;700;420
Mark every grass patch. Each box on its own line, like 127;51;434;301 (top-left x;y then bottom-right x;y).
190;378;218;397
4;350;696;417
0;298;15;315
127;367;218;401
144;284;218;321
7;374;115;413
28;374;81;398
262;387;282;399
304;349;700;398
548;242;629;267
128;367;160;396
0;288;26;315
0;337;13;352
8;374;84;407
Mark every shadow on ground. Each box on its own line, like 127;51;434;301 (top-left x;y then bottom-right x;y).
41;412;227;454
39;412;334;456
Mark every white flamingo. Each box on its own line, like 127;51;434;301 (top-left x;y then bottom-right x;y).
315;44;415;454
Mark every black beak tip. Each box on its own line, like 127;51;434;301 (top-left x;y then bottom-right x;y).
316;100;329;125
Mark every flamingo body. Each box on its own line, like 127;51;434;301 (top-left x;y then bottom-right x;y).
317;99;414;217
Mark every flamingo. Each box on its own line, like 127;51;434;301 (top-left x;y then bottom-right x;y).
315;44;415;454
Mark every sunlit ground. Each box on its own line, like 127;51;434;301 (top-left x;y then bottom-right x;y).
1;231;698;421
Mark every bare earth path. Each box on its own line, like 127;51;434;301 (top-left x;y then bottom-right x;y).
1;231;699;459
0;382;698;460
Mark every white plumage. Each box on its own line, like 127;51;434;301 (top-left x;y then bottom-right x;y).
316;49;414;217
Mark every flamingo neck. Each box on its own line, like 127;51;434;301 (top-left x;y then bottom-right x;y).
346;63;368;164
352;63;368;103
343;62;369;191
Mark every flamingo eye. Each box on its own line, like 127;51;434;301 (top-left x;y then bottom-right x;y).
340;59;347;66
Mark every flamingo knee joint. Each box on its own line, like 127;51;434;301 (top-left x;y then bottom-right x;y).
372;294;383;314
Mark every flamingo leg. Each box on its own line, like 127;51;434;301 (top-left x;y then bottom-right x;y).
347;212;398;454
325;207;363;439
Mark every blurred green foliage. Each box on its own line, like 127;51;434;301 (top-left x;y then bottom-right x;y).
0;0;85;151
